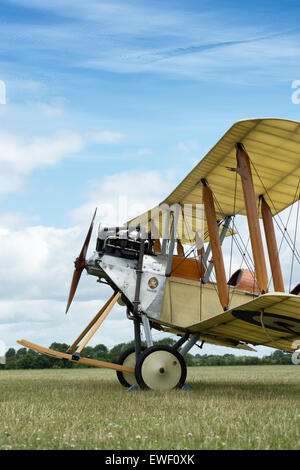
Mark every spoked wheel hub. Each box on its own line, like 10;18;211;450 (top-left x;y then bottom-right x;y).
135;345;187;391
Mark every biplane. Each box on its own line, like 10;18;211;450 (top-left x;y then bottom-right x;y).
18;118;300;390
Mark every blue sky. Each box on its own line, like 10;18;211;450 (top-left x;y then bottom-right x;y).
0;0;300;356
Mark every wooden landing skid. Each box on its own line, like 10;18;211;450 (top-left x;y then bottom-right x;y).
17;292;135;375
17;339;135;374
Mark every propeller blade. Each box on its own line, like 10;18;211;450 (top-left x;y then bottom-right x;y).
65;269;83;314
78;208;97;262
65;208;97;314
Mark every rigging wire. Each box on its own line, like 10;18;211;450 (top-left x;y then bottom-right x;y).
246;151;300;290
225;166;255;308
209;183;256;274
265;187;299;291
228;168;238;282
207;181;261;292
180;206;219;317
250;155;300;264
168;157;300;303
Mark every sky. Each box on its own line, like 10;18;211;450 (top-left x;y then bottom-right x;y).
0;0;300;358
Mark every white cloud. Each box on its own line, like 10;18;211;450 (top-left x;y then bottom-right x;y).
71;169;175;227
37;98;67;117
0;129;84;176
8;79;43;93
0;127;125;196
137;148;152;156
84;130;125;143
0;212;39;229
0;298;132;351
176;140;199;155
0;225;78;300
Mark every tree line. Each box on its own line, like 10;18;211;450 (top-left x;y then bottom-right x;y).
0;337;293;369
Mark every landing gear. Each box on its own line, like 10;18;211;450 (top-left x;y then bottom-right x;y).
135;345;187;391
116;346;145;388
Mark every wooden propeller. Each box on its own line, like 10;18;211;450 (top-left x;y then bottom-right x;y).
65;208;97;314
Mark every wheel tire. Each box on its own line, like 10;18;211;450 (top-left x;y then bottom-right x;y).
116;346;145;388
135;345;187;391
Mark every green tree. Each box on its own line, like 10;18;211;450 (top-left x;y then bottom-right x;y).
93;344;109;359
108;342;135;363
271;350;285;360
16;347;27;358
6;348;16;359
49;342;70;353
48;343;72;368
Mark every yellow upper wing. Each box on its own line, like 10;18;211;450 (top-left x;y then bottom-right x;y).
164;118;300;217
127;118;300;238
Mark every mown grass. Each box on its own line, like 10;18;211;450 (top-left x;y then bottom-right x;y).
0;366;299;450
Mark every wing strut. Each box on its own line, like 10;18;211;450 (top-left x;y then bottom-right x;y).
201;179;229;310
236;143;268;293
202;216;231;284
260;196;285;292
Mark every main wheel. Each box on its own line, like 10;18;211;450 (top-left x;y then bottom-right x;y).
116;346;145;388
135;345;187;391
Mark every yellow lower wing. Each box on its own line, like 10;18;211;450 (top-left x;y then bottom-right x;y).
189;293;300;352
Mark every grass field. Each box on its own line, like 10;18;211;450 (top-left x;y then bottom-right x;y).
0;366;299;450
